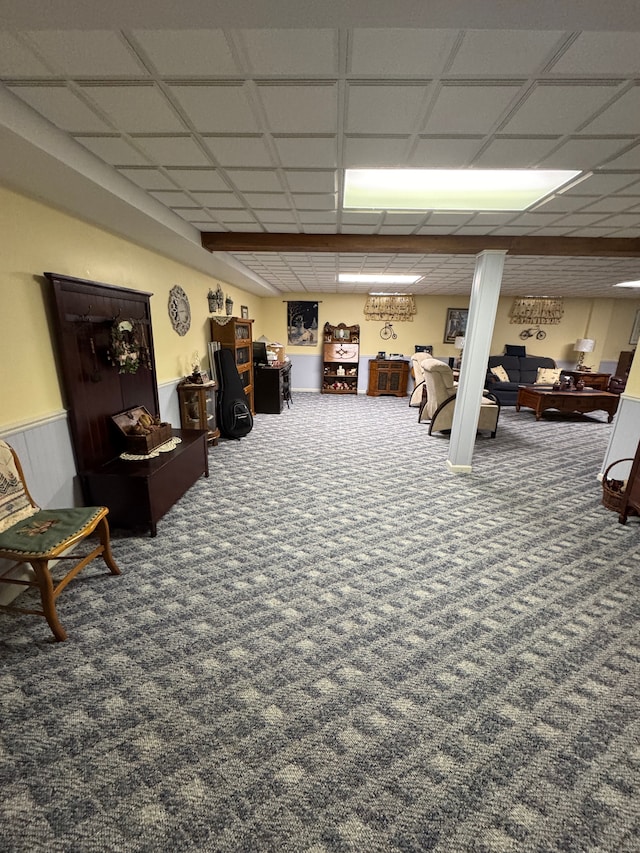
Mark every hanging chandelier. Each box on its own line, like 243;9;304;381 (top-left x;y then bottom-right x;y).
509;297;564;325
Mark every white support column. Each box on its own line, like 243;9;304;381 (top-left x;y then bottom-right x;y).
447;250;506;473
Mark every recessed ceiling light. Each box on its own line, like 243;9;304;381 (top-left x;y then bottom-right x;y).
338;274;422;284
613;280;640;288
343;169;581;211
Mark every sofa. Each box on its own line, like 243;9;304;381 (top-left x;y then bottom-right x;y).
485;353;558;406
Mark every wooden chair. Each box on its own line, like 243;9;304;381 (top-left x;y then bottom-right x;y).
0;440;121;641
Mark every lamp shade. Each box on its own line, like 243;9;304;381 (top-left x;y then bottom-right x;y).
575;338;595;353
454;336;465;350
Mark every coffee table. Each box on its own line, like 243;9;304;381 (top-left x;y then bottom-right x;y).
516;385;619;422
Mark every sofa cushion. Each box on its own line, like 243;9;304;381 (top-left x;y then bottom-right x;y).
487;355;521;381
490;364;510;382
535;367;561;385
505;344;527;357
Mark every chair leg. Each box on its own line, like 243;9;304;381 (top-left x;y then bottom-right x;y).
30;559;67;642
97;516;121;576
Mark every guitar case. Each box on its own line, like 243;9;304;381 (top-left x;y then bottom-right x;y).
214;348;254;439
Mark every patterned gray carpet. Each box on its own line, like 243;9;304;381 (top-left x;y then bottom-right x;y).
1;393;639;852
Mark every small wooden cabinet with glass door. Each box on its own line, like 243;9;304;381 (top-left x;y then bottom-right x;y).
178;381;220;445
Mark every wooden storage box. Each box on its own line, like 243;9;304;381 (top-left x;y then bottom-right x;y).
111;406;172;454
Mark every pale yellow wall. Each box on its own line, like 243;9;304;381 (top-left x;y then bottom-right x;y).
0;185;260;429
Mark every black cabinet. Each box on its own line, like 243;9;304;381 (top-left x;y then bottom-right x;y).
254;363;292;414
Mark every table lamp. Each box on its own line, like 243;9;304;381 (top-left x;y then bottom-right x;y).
454;336;465;369
574;338;595;370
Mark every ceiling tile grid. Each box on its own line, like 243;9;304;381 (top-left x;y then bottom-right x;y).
1;22;639;295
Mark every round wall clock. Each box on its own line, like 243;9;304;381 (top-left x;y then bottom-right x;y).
168;285;191;336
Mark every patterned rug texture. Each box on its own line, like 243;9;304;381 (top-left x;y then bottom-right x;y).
1;392;639;853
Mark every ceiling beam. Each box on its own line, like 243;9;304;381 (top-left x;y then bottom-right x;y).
202;232;640;257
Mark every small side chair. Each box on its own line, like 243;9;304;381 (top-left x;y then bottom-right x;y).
0;440;121;641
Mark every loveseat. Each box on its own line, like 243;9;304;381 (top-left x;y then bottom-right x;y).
485;353;558;406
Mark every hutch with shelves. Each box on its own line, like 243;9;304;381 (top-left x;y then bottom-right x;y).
178;380;220;444
211;316;255;413
322;322;360;394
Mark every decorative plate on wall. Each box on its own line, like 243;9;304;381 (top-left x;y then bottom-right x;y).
168;285;191;336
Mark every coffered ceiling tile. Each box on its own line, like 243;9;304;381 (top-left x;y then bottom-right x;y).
25;30;145;76
0;33;54;75
256;85;337;133
134;137;211;166
132;29;239;75
272;137;337;167
409;137;482;167
424;86;520;134
165;169;228;191
581;87;640;134
117;168;177;190
346;85;430;134
549;32;640;75
8;86;111;132
473;137;558;167
343;136;410;167
501;84;619;134
81;85;185;133
75;136;151;165
350;29;458;76
169;85;260;133
239;29;338;75
449;30;563;76
225;170;284;192
539;137;632;169
202;136;274;167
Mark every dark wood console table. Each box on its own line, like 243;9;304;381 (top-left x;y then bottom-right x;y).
83;429;208;536
254;363;292;413
367;359;409;397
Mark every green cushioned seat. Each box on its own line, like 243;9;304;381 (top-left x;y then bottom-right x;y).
0;507;105;556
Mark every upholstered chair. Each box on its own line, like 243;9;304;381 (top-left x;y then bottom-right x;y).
417;356;500;437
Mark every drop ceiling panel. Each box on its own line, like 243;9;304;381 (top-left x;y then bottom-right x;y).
346;85;430;134
202;136;274;167
472;137;559;167
82;85;185;133
284;171;336;192
168;85;260;133
134;137;212;166
501;84;620;134
117;167;177;190
424;86;520;134
581;87;640;134
343;136;410;167
131;29;239;76
257;85;338;133
25;30;145;76
409;137;483;167
239;29;338;75
349;29;458;76
602;144;640;169
0;33;54;76
8;85;112;132
194;191;243;207
75;136;152;165
539;138;632;169
448;30;564;76
226;170;284;192
165;169;228;191
549;32;640;75
272;137;337;167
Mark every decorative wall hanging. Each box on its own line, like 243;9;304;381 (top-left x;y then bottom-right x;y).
363;294;416;321
207;285;224;313
510;297;564;325
168;285;191;335
225;295;234;316
287;301;319;346
443;308;468;344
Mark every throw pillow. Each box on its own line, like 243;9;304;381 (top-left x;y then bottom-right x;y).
490;365;510;382
535;367;561;385
505;344;527;357
0;442;39;534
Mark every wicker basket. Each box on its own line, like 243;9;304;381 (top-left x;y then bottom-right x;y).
601;457;633;512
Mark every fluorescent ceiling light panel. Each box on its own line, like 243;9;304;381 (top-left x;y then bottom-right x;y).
613;280;640;288
343;169;581;211
338;274;422;284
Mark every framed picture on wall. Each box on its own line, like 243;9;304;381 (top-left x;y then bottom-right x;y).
443;308;468;344
630;308;640;346
240;305;249;320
